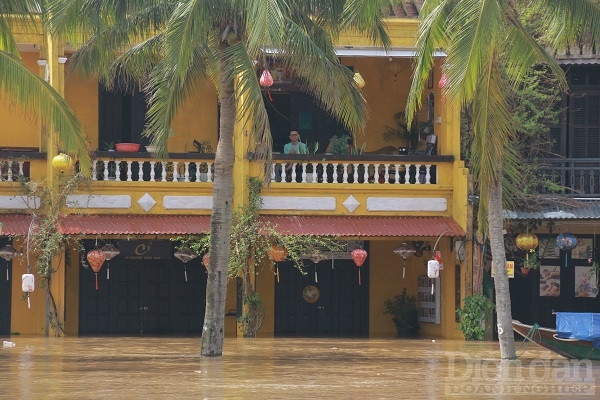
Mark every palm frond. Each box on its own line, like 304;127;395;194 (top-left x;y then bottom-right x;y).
540;0;600;51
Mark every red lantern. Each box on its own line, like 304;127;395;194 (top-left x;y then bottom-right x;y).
202;252;210;271
351;248;368;285
87;249;106;290
269;245;287;283
259;69;274;87
434;250;444;270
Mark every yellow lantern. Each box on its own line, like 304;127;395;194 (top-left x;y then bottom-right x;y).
52;153;74;172
353;72;365;89
516;233;539;252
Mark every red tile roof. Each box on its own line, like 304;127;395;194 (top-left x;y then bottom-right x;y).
58;215;211;235
0;214;35;236
258;215;464;237
1;214;464;237
384;1;422;18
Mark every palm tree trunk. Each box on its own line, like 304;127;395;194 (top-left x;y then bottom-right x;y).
488;175;516;359
201;47;235;357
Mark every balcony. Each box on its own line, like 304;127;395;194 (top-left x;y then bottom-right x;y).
91;151;215;183
538;158;600;198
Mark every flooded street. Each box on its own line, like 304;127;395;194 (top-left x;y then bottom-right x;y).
1;336;599;399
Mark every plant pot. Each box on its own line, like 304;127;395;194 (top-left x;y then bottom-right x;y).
145;145;156;153
115;143;140;152
521;267;530;276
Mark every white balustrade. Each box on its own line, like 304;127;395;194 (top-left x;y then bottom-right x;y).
91;158;214;183
0;160;28;182
270;160;439;184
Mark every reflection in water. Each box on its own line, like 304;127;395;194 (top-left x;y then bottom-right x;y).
0;337;599;399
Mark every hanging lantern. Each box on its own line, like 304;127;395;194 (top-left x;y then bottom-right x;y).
556;233;577;268
202;252;210;271
309;253;326;283
427;259;440;295
269;245;287;283
351;248;368;285
516;232;539;255
87;249;106;291
52;153;74;172
393;243;416;279
434;250;444;271
438;73;449;89
100;243;120;280
353;71;365;89
22;273;35;309
174;248;198;282
259;69;274;87
0;244;20;282
0;244;19;262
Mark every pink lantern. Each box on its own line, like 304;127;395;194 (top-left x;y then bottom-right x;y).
351;248;368;285
87;249;106;290
438;73;449;88
434;250;444;270
259;70;274;87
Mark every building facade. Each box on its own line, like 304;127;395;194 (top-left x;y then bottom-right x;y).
0;10;470;339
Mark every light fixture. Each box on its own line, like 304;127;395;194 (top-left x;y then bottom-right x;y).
388;57;403;81
37;59;49;82
57;56;68;64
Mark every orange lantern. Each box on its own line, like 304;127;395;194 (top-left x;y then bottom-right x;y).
268;245;287;283
351;248;368;285
202;252;210;272
87;249;106;290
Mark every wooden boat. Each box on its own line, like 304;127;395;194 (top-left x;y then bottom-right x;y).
512;320;600;360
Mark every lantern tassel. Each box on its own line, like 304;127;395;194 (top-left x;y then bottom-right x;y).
184;266;188;282
403;265;406;279
276;264;280;283
107;264;110;280
95;272;99;291
431;282;434;295
6;267;8;281
315;268;318;283
358;269;361;286
27;294;30;309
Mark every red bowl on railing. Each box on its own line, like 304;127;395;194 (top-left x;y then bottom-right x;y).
115;143;140;152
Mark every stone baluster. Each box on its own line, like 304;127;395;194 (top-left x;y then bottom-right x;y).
126;161;132;181
150;161;156;181
425;165;431;184
184;161;190;182
404;164;410;184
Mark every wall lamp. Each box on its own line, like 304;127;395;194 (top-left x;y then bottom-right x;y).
36;59;49;82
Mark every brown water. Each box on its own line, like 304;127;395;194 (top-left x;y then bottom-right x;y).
1;336;599;399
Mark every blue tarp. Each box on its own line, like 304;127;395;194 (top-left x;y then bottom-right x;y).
556;312;600;342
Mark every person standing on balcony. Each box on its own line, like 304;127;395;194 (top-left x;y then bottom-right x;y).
284;130;308;155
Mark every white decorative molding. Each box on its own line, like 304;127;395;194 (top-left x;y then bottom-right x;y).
366;197;447;212
137;193;157;213
261;196;336;211
0;195;40;209
163;196;213;210
342;195;360;213
66;194;132;209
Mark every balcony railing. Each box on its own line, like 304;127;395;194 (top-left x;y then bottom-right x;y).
268;154;453;185
91;152;214;183
538;158;600;197
0;150;46;182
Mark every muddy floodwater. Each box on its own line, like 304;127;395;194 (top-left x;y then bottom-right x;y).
1;336;599;399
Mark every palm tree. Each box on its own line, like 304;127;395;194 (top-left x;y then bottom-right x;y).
0;1;89;171
406;0;600;359
47;0;392;356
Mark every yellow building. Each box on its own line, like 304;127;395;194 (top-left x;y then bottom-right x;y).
0;8;469;339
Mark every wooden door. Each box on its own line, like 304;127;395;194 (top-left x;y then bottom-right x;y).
275;258;369;337
0;260;10;335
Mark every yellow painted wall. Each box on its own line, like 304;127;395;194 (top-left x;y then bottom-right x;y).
65;73;99;151
0;52;41;149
